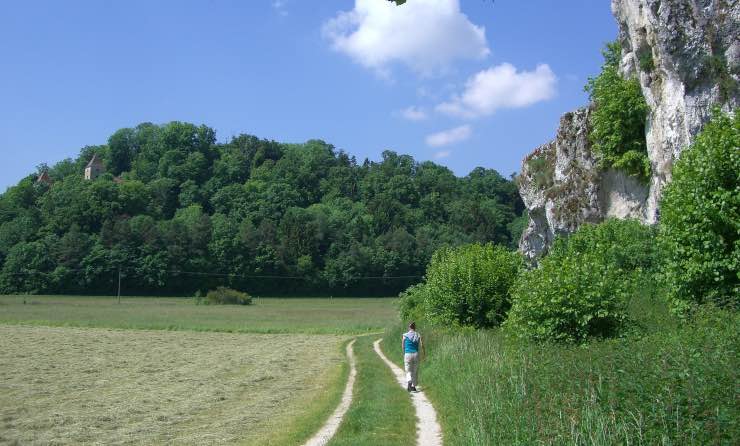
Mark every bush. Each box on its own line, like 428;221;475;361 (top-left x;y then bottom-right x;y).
585;41;650;181
507;219;658;343
399;243;524;328
659;111;739;315
205;286;252;305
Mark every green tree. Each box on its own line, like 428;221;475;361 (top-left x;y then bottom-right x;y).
659;111;739;314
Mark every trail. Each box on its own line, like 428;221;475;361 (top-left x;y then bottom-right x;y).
302;339;357;446
373;338;443;446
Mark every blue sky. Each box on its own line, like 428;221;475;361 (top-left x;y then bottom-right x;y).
0;0;617;192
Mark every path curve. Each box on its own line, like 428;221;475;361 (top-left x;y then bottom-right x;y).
373;338;443;446
302;339;357;446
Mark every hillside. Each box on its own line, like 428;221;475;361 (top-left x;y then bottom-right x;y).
0;122;523;295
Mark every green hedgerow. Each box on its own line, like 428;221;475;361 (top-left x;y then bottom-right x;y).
205;286;252;305
659;111;739;315
506;219;659;343
585;41;651;181
399;243;524;329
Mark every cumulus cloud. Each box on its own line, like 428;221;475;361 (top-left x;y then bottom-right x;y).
436;63;557;118
323;0;489;77
425;124;472;147
397;106;428;121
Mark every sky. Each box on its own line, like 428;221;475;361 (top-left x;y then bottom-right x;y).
0;0;618;192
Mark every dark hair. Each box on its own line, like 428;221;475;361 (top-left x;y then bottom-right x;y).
409;322;416;330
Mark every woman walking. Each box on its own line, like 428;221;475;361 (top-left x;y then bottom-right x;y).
401;322;423;392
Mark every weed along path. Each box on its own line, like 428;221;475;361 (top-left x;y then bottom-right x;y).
303;339;357;446
373;339;443;446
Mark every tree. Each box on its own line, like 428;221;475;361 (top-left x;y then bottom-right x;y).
659;111;739;314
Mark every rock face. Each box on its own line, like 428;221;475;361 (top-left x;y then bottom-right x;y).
614;0;739;223
518;0;738;260
518;108;648;260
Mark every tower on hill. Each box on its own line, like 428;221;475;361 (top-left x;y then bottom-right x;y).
84;154;104;180
36;171;52;186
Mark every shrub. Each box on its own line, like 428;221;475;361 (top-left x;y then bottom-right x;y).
507;219;658;343
585;41;650;181
525;156;554;190
659;111;739;315
205;286;252;305
399;243;524;328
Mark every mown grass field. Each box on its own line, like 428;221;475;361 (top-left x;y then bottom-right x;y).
0;295;399;445
0;295;398;334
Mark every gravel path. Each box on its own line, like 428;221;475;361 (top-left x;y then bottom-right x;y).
302;339;357;446
373;338;443;446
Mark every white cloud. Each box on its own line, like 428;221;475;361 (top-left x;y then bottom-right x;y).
273;0;288;16
425;124;472;147
323;0;489;77
436;63;557;118
433;150;451;159
397;106;428;121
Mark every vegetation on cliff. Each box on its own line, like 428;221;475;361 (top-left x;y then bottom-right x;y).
585;41;650;181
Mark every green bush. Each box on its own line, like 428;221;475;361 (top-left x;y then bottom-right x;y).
507;219;658;343
659;111;739;315
585;41;650;181
205;286;252;305
399;243;524;328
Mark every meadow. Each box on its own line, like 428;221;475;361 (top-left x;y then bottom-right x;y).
0;295;400;445
383;294;740;445
0;295;398;334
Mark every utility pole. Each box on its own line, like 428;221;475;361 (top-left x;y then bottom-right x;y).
117;267;122;304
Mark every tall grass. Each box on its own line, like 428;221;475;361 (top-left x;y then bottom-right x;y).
385;294;738;445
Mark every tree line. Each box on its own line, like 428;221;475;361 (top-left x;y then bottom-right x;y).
0;122;525;296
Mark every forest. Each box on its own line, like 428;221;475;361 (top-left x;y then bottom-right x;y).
0;122;525;295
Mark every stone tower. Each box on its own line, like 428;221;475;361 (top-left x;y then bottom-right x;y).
84;154;104;180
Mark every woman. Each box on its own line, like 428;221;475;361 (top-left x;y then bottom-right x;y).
401;321;423;392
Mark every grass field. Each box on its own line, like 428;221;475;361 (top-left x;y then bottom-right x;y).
0;325;349;445
0;295;398;334
383;296;740;445
0;295;399;445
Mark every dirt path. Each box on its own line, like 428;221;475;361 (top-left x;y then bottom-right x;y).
373;338;443;446
302;339;357;446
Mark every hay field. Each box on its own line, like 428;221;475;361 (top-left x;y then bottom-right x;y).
0;325;346;445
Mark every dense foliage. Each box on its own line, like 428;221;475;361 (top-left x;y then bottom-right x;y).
387;297;739;445
204;287;252;305
659;111;739;314
585;41;650;181
399;243;524;328
506;219;659;343
0;122;523;296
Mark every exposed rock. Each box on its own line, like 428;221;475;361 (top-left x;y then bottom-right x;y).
518;108;649;260
518;0;738;260
613;0;739;223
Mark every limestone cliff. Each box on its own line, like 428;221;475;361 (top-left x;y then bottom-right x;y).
518;0;738;260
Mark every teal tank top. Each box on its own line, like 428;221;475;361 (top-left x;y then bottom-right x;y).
403;331;419;353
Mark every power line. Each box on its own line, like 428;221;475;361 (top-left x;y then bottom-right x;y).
1;266;422;281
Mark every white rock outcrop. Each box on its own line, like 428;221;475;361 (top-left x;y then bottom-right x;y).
518;0;738;260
